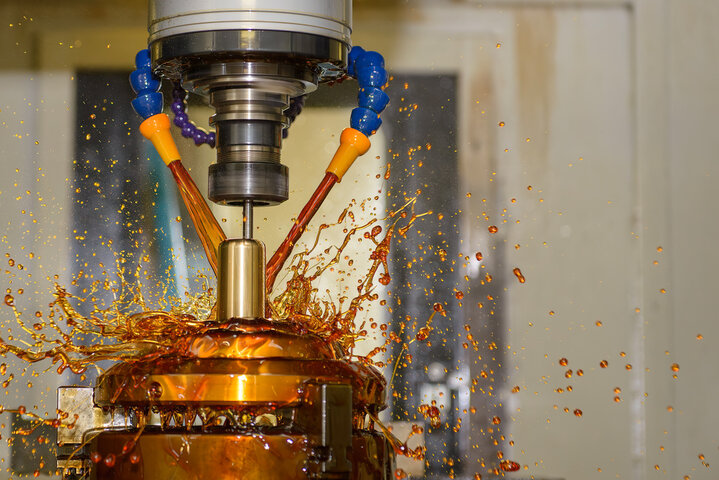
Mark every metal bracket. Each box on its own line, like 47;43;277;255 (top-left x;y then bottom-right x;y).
319;383;353;477
56;386;130;475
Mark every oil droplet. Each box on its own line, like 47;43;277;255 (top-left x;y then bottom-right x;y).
614;396;621;403
475;252;483;261
573;409;583;417
600;360;608;368
498;121;505;127
122;440;136;454
455;291;464;300
148;382;163;398
4;294;13;306
488;225;498;234
416;327;431;342
433;303;444;312
660;288;667;294
511;386;520;393
667;405;674;412
576;369;584;376
492;416;501;425
657;246;663;252
378;273;391;285
670;363;679;372
595;320;603;327
696;334;703;340
614;387;621;394
474;474;482;480
394;469;407;479
625;364;632;370
103;453;116;467
559;358;568;367
175;216;182;222
499;460;520;472
512;267;525;283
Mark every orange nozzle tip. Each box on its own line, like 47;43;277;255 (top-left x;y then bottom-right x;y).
139;113;181;166
341;128;371;154
325;128;371;182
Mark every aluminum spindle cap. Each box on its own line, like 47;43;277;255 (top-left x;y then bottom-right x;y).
148;0;352;45
217;239;266;321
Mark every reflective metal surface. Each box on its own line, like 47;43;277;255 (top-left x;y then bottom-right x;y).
148;0;352;45
151;30;347;80
149;28;348;208
56;386;130;476
209;161;289;206
94;322;386;408
86;430;390;480
66;322;392;479
217;239;266;320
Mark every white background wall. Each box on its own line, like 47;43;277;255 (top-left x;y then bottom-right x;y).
0;72;75;476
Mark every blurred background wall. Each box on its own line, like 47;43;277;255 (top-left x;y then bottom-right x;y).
0;0;717;479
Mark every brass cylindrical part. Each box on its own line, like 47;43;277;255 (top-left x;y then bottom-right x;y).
217;238;265;320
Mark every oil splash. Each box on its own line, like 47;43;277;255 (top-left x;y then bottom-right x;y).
0;196;426;372
269;196;430;358
1;190;430;472
0;256;213;375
